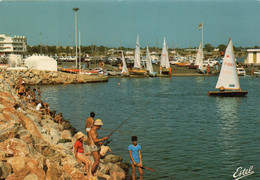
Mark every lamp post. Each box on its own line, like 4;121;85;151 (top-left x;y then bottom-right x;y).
40;32;42;54
73;7;79;69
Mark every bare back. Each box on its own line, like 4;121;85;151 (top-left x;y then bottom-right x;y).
85;117;94;129
88;128;98;146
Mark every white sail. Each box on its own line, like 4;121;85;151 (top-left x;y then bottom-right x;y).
215;39;240;90
134;35;141;69
195;42;203;68
146;46;154;73
121;52;128;74
160;38;170;68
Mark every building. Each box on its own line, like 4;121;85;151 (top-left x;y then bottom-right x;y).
0;34;27;55
244;49;260;65
24;55;57;71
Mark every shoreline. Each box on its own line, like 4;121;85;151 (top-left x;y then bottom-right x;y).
0;71;129;179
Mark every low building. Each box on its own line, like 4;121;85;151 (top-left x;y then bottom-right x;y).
244;49;260;65
0;34;27;55
24;55;57;71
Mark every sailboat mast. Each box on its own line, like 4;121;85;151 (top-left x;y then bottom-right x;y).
231;39;241;91
202;22;204;61
79;30;81;71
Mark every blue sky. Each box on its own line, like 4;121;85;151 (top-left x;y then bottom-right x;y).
0;0;259;48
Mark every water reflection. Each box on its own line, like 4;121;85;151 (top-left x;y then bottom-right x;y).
215;97;242;162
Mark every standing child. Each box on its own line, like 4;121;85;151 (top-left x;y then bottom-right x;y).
128;136;143;180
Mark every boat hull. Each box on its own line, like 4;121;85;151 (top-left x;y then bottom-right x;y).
130;69;147;75
161;69;170;75
208;91;248;97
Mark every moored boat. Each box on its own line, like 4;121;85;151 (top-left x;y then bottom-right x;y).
160;38;171;75
130;35;147;75
121;51;129;76
208;38;248;97
145;46;157;77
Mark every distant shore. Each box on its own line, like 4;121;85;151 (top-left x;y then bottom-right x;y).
58;61;259;77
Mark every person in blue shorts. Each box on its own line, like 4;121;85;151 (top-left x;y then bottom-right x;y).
128;136;143;180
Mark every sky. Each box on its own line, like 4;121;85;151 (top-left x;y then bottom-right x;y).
0;0;259;48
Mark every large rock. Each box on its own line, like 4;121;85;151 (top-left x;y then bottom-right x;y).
103;154;123;164
24;173;39;180
63;164;87;180
52;72;58;78
49;128;61;144
0;122;20;142
18;130;35;145
45;159;64;180
31;70;41;76
0;161;12;179
98;163;110;174
17;111;42;138
7;157;45;180
109;164;125;180
60;130;72;140
0;138;37;158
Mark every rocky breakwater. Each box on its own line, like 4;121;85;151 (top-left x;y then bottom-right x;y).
0;75;129;179
0;69;108;85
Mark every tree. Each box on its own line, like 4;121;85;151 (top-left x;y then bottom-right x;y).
217;44;226;52
204;44;214;52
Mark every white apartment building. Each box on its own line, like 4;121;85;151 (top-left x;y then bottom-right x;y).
0;34;27;55
244;49;260;65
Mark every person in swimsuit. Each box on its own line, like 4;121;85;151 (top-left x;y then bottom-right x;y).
18;81;26;99
85;112;95;133
88;119;108;177
74;131;92;178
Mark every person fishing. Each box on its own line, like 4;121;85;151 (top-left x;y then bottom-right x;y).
129;136;143;180
88;119;108;177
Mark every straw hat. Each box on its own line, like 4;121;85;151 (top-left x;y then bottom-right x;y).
74;131;85;140
94;119;103;126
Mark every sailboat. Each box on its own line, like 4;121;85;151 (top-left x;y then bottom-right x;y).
208;38;248;97
145;46;156;77
160;38;171;75
121;51;129;76
195;42;206;73
130;35;147;75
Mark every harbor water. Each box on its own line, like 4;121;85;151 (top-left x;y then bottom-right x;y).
41;76;260;180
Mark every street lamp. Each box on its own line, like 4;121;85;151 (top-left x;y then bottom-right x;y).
73;7;79;69
40;32;42;54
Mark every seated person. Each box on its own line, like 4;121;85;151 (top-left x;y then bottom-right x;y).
54;113;63;124
43;102;51;116
50;110;56;118
100;145;113;159
36;101;46;115
31;99;37;106
74;132;92;178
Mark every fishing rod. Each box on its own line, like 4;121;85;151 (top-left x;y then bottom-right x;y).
136;164;156;172
103;106;144;145
100;128;134;135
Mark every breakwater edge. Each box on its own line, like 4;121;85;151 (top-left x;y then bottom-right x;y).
0;69;129;180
